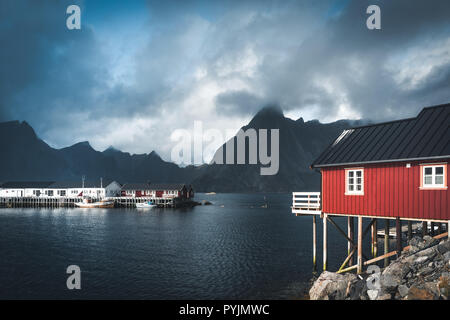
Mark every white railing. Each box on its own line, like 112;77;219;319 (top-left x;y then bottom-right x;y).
292;192;321;215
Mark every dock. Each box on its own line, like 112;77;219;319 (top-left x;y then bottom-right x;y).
0;196;197;208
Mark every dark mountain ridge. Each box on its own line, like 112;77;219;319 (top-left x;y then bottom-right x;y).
191;107;365;192
0;110;365;192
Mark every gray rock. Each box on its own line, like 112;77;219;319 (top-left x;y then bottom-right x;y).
415;256;429;264
444;251;450;262
309;271;358;300
381;273;401;292
437;240;450;255
346;278;366;300
408;236;422;252
418;266;435;277
409;236;439;253
367;289;379;300
308;240;450;300
424;282;440;299
398;284;409;297
376;293;392;300
381;261;411;293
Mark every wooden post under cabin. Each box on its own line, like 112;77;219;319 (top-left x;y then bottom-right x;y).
396;218;402;257
323;214;327;271
348;217;354;266
408;221;412;241
312;215;317;272
430;222;435;236
384;219;390;268
357;216;363;274
422;221;428;237
371;219;377;258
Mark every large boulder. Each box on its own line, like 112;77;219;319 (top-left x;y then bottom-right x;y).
309;271;361;300
406;284;439;300
408;236;439;254
307;238;450;300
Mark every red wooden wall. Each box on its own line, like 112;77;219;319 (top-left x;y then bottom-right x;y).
321;159;449;221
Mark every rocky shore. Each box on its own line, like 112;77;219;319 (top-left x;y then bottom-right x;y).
309;236;450;300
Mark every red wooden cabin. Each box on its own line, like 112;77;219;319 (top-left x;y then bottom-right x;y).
321;160;448;221
292;103;449;273
120;183;194;199
293;103;449;222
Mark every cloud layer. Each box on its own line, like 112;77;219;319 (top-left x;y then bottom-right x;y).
1;0;449;162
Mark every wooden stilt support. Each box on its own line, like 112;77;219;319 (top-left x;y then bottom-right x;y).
338;231;449;274
438;223;442;235
430;222;435;236
357;216;363;274
348;217;354;266
384;219;389;268
323;214;327;271
422;221;428;237
371;219;377;258
408;221;412;241
396;218;402;257
338;247;356;272
313;215;317;272
374;219;378;257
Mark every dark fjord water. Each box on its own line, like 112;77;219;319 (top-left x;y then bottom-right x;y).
0;193;354;299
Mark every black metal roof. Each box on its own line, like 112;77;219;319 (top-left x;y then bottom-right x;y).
0;181;55;188
148;183;189;191
312;103;450;168
121;183;151;190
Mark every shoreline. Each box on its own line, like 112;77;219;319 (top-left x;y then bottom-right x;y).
308;236;449;300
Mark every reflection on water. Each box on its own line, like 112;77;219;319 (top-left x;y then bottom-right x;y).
0;193;357;299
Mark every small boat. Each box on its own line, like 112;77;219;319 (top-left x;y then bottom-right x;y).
136;201;157;209
75;198;114;208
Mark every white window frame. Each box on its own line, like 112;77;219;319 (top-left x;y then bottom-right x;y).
345;168;364;195
421;164;447;189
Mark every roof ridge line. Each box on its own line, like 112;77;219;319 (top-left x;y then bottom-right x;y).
348;103;450;130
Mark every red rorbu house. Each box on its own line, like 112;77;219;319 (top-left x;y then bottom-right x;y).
292;103;450;274
121;183;194;199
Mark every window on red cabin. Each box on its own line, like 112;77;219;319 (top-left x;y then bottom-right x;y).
345;168;364;195
420;164;447;189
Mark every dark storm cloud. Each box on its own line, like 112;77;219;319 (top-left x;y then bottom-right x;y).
208;0;450;120
0;0;449;155
0;0;152;133
215;90;268;115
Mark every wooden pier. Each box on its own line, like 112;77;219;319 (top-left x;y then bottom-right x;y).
0;196;197;208
0;197;82;208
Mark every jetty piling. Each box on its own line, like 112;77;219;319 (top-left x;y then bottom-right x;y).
384;219;389;267
357;216;363;274
312;215;317;271
347;217;354;266
396;218;402;257
0;196;195;208
323;213;327;271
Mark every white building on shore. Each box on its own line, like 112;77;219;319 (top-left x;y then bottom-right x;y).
0;180;122;199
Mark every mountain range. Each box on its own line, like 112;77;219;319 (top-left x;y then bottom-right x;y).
0;107;364;192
